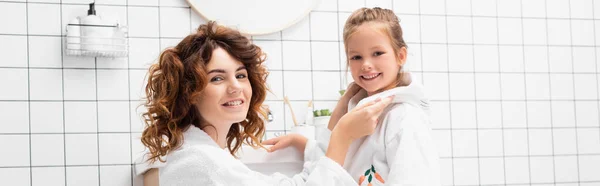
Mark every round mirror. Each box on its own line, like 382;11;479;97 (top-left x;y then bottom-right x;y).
187;0;319;35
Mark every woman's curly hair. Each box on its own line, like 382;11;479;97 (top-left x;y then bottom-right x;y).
141;21;269;163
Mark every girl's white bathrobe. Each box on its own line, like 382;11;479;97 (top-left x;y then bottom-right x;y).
316;79;441;186
135;126;357;186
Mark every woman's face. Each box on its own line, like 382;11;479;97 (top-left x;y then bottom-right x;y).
196;48;253;126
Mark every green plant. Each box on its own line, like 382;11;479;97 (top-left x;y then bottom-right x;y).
313;109;331;117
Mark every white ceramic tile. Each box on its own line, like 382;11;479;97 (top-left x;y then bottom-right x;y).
445;0;470;15
452;158;479;185
449;73;475;100
160;7;190;38
574;74;598;100
431;130;452;157
502;101;527;128
577;128;600;154
64;102;97;133
97;57;128;69
29;36;62;68
530;157;555;183
439;158;454;185
504;157;530;184
190;10;207;33
446;17;472;44
283;71;312;100
430;101;451;129
420;16;447;44
596;0;600;19
129;38;159;69
28;3;61;35
571;20;595;46
282;41;311;70
160;38;180;51
419;0;446;14
450;101;477;129
393;0;419;14
500;73;526;100
522;0;546;17
0;135;29;166
550;74;574;100
497;0;521;17
448;45;473;72
98;101;130;132
32;167;65;186
405;44;421;72
28;0;59;2
60;4;88;35
528;129;553;155
160;0;188;7
399;14;420;44
552;101;577;127
554;128;578;155
525;74;551;100
473;45;499;72
95;0;126;5
479;157;505;185
339;42;348;70
29;69;63;100
337;13;350;42
366;0;391;9
30;102;63;133
314;0;336;11
64;69;96;100
65;134;98;165
472;17;498;45
422;72;449;100
547;19;572;45
572;47;596;73
129;69;147;100
0;35;27;67
0;168;30;186
99;134;130;164
338;0;364;12
265;70;283;101
263;101;285;131
579;155;600;181
522;19;547;45
0;2;26;34
31;134;64;166
66;166;98;186
597;21;600;46
97;69;129;100
100;165;131;186
503;129;529;156
499;46;524;72
311;42;340;71
524;46;549;73
0;68;28;100
547;0;571;18
0;101;29;133
284;100;310;129
282;17;310;41
95;4;128;27
62;52;95;69
62;0;92;4
553;155;579;182
476;101;502;128
128;7;159;37
478;129;503;157
421;44;447;72
498;18;523;45
312;71;341;100
471;0;496;16
130;101;146;133
475;73;501;100
254;40;282;70
575;101;600;127
548;46;573;73
131;132;144;163
252;31;281;41
310;12;338;41
527;101;552;128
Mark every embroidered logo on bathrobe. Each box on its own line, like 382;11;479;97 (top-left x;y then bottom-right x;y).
358;165;385;186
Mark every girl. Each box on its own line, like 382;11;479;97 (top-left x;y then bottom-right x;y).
266;7;440;185
136;21;394;185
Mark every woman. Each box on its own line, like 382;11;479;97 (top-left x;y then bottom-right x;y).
137;21;393;185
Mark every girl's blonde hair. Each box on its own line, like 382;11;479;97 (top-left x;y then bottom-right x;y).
343;7;409;89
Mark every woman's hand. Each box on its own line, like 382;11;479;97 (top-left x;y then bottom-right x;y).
262;133;308;153
328;83;364;130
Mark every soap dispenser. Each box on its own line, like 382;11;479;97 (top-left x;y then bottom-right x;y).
81;2;103;51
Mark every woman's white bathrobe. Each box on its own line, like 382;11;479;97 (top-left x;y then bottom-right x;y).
316;79;441;186
135;126;356;186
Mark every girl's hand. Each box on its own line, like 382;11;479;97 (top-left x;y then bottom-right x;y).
262;133;308;153
329;83;364;130
335;95;394;140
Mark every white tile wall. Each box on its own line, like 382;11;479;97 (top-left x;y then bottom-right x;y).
1;0;599;185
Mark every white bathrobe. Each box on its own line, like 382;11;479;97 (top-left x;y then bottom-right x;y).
135;126;357;186
316;77;441;186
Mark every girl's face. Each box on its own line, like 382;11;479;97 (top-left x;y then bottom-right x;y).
196;48;253;126
346;24;406;96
